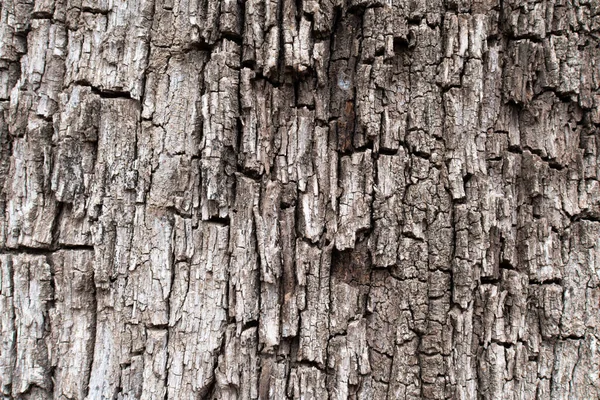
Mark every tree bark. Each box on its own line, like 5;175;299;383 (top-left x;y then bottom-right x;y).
1;0;600;399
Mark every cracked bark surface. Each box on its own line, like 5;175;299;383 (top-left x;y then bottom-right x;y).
1;0;600;399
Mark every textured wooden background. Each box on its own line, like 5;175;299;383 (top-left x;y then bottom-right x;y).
1;0;599;398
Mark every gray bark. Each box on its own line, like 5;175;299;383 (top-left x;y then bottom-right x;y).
1;0;600;399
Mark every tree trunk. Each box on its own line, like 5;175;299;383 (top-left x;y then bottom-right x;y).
1;0;599;398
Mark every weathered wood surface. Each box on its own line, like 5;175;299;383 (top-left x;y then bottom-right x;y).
1;0;600;398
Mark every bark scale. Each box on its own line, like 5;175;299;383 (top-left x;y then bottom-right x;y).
0;0;599;399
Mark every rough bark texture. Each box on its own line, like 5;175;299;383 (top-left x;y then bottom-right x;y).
1;0;600;399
